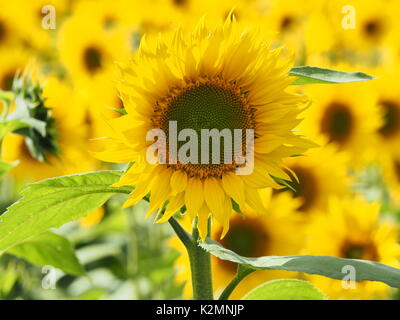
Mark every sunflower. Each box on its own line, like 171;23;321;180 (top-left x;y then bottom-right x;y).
94;17;314;240
369;69;400;156
2;77;96;182
303;196;400;299
326;0;396;51
171;191;304;299
299;78;381;167
259;0;316;58
8;0;68;51
57;11;130;89
277;145;351;215
57;8;131;137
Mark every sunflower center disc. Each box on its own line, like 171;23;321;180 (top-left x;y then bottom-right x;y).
341;242;378;261
83;46;103;74
160;81;253;178
321;102;354;144
164;83;249;133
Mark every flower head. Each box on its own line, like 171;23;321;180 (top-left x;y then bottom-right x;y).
95;17;315;239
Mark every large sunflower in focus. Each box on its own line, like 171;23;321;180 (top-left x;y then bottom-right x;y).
303;197;400;299
94;18;314;239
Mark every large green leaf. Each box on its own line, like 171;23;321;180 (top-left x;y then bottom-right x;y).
0;170;132;254
199;238;400;288
241;279;325;300
289;66;374;85
7;231;84;276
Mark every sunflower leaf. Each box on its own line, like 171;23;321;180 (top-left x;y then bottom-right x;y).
270;175;296;193
0;170;132;254
6;231;85;276
241;279;326;300
289;66;375;85
199;238;400;288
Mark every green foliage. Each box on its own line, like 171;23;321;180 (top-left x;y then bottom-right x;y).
7;231;84;276
199;238;400;288
241;279;325;300
289;66;374;85
0;170;132;254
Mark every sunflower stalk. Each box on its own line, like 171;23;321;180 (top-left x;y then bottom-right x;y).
168;217;213;300
218;265;255;300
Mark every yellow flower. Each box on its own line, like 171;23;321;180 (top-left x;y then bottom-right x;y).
326;0;397;51
300;78;381;167
57;9;130;89
303;197;400;299
94;17;314;240
171;191;304;299
369;68;400;156
278;145;351;215
7;0;68;51
2;77;96;182
57;5;131;138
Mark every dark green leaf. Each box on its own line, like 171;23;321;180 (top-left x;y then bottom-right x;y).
199;238;400;288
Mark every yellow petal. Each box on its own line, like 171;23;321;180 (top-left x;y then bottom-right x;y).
197;203;210;242
185;178;204;220
203;178;226;220
245;188;268;214
146;169;172;217
221;172;245;206
170;170;188;195
156;192;185;223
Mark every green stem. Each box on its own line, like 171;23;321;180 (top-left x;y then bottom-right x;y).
168;217;213;300
218;265;255;300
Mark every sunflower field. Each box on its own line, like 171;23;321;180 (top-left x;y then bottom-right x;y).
1;0;400;303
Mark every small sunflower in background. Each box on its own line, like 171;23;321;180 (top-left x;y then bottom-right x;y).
278;145;351;215
171;191;304;299
8;0;69;52
57;7;131;137
300;80;381;167
260;0;314;58
94;17;316;240
303;196;400;299
326;0;396;52
371;70;400;156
